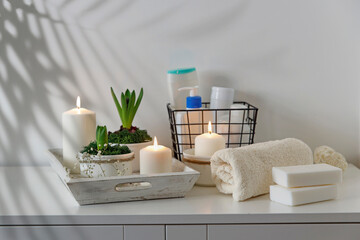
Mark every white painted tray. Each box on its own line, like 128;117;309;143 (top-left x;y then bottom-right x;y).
48;149;200;205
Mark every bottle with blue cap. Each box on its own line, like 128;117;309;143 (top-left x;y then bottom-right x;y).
178;86;202;109
175;86;206;152
167;67;198;109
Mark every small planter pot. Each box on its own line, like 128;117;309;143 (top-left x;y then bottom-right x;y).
123;141;153;172
183;148;215;187
77;152;134;178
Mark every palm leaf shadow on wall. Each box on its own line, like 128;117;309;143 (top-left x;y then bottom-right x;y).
0;0;137;239
0;1;247;237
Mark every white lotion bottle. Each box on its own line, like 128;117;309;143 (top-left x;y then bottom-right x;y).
210;86;234;109
217;103;250;147
176;86;203;151
167;68;199;110
210;86;235;122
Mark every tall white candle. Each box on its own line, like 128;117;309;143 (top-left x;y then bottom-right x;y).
195;121;225;157
62;97;96;173
140;137;172;174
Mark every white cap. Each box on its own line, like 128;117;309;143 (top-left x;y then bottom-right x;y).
211;86;234;99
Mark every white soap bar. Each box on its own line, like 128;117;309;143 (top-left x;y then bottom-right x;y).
270;184;338;206
272;164;342;188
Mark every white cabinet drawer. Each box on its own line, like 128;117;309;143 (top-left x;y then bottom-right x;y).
124;225;164;240
0;226;123;240
208;224;360;240
166;225;206;240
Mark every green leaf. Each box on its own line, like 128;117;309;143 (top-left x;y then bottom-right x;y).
96;125;108;150
128;90;136;112
121;92;127;109
130;88;143;122
120;92;129;128
110;87;123;122
135;88;143;111
125;89;131;98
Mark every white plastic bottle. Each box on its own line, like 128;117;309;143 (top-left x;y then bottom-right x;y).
217;103;250;147
210;86;235;124
210;86;235;109
176;86;203;151
167;68;198;109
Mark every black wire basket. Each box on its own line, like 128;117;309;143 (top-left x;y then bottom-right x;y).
167;102;258;161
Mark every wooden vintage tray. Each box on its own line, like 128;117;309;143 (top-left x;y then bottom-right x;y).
48;149;200;205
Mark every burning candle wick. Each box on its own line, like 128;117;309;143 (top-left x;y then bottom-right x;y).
153;136;159;150
76;96;81;109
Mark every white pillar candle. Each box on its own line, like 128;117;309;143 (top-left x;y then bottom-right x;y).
62;97;96;173
140;137;172;174
195;121;225;157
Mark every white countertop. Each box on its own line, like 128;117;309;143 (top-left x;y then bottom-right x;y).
1;164;360;225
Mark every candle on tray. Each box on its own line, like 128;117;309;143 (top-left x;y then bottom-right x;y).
62;96;96;173
140;137;172;174
195;121;225;157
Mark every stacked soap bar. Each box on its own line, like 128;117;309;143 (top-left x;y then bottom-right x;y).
270;164;342;206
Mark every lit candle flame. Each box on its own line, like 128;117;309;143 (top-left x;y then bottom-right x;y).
76;96;81;109
208;121;212;134
154;136;158;150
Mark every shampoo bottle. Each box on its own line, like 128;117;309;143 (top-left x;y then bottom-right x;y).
167;68;198;109
176;87;213;151
217;104;250;147
176;86;202;151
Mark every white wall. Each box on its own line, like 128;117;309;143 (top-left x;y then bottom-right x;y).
0;0;359;166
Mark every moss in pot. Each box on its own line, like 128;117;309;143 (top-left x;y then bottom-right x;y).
78;125;134;178
109;87;152;172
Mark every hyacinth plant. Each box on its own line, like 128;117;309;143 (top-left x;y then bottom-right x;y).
111;87;143;131
81;125;130;155
109;87;151;144
96;125;108;151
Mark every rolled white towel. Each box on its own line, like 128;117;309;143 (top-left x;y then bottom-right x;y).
210;138;313;201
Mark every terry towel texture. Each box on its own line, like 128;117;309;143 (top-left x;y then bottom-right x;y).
210;138;313;201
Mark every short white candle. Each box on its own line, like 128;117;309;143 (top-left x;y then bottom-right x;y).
195;121;225;157
62;97;96;173
140;137;172;174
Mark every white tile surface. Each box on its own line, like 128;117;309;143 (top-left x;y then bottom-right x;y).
1;165;360;225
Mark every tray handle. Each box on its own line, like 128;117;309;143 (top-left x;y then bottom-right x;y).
114;181;152;192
